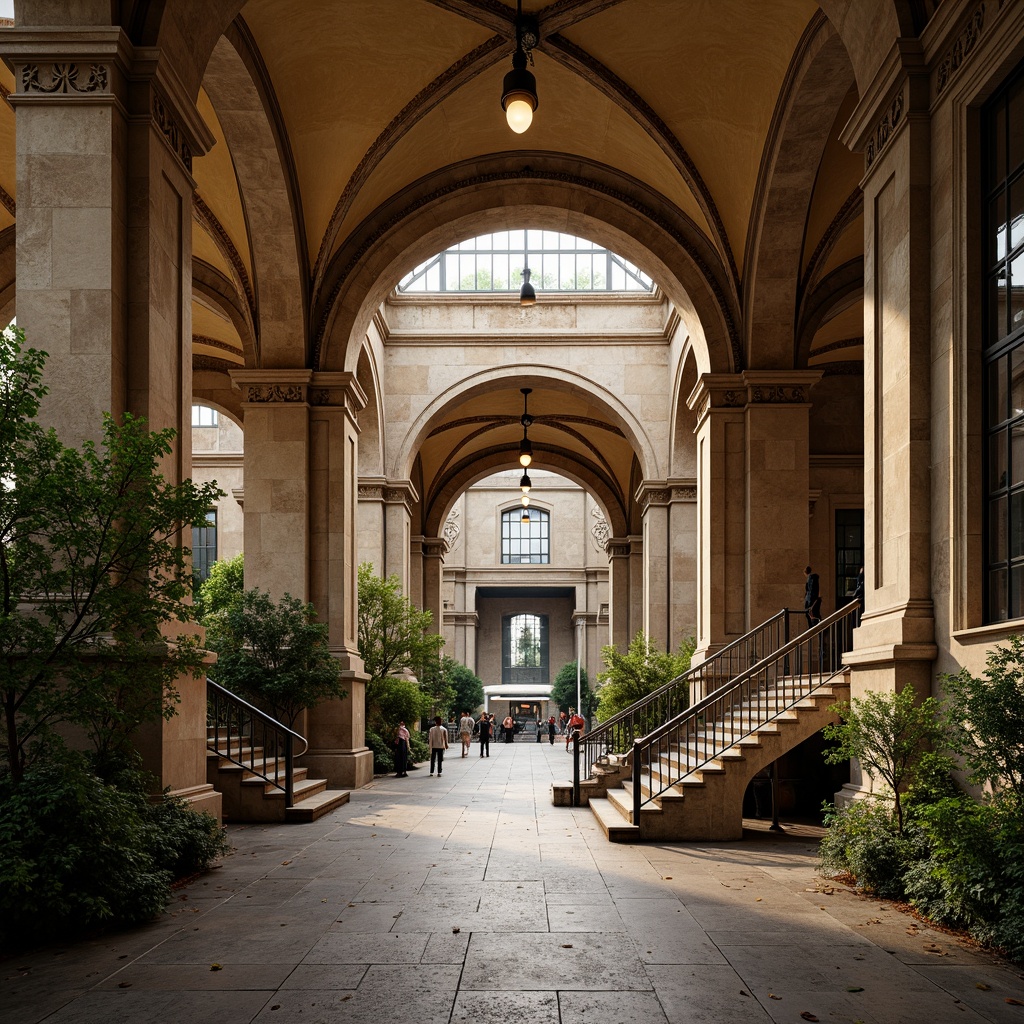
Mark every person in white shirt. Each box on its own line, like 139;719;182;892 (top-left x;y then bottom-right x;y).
458;711;475;757
428;716;449;776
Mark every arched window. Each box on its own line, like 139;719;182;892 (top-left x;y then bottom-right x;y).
501;507;550;564
983;61;1024;622
502;613;549;685
399;230;653;295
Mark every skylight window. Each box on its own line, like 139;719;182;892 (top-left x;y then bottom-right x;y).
398;230;654;295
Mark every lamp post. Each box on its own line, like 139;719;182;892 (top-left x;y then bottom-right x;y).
576;617;583;720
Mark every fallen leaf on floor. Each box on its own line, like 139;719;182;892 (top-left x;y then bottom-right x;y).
281;861;291;866
453;927;460;934
739;990;750;997
923;943;944;954
117;982;131;988
271;1006;280;1011
1006;997;1024;1005
975;983;990;990
664;876;672;880
561;944;573;949
846;986;864;992
210;964;223;971
800;1013;819;1022
768;993;782;1000
342;994;352;1001
756;897;762;902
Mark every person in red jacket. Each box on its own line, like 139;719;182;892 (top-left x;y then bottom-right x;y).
565;709;585;750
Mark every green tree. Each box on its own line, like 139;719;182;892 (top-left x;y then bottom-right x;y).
595;631;694;722
0;328;223;782
941;636;1024;804
823;685;949;834
443;656;484;715
551;660;596;718
357;563;444;733
196;552;244;623
204;589;346;729
418;654;456;719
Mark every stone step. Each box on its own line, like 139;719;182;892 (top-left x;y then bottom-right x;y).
284;787;351;823
588;795;640;841
256;775;326;802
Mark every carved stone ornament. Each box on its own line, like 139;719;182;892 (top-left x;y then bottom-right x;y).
443;506;461;551
937;3;986;95
865;91;904;168
311;389;332;406
358;485;384;500
750;385;807;403
245;384;304;403
672;485;697;501
590;506;610;553
21;63;108;95
151;92;193;172
641;489;670;509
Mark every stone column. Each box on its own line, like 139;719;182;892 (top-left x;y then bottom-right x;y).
668;480;698;645
5;32;218;816
688;375;747;662
840;62;937;795
357;477;386;576
422;536;448;633
605;537;631;650
637;483;671;647
383;481;417;594
742;371;821;629
305;373;373;789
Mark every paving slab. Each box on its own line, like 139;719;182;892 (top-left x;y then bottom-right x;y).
3;742;1022;1024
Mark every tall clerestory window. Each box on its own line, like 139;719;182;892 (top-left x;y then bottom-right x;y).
502;613;549;685
501;507;550;564
984;64;1024;623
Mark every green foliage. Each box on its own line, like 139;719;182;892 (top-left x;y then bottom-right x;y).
408;730;429;765
819;797;926;900
367;676;428;738
365;728;394;774
204;589;346;729
418;655;456;719
0;757;227;948
196;552;244;623
0;329;223;781
357;563;443;733
595;632;694;722
823;685;949;833
443;657;485;715
941;635;1024;802
551;660;596;717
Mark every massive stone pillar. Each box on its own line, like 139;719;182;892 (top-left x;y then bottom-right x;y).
384;482;417;594
5;29;219;815
742;372;821;629
422;536;448;635
689;375;747;662
232;371;373;789
840;61;937;787
606;537;632;650
638;484;670;648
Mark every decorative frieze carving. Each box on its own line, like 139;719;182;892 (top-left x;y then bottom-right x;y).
865;90;904;168
590;506;609;553
936;2;986;95
672;486;697;501
310;389;332;406
151;92;193;172
750;384;807;403
244;384;304;403
443;506;461;551
639;488;670;510
605;538;630;558
21;62;108;95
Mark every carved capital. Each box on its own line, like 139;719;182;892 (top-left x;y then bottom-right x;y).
244;384;305;403
151;90;192;172
309;371;368;413
605;537;631;559
422;536;449;560
231;369;312;404
358;484;384;501
636;482;671;511
936;2;986;96
671;485;697;502
21;62;109;95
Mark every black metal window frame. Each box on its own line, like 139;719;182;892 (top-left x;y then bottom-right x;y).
501;506;550;564
983;62;1024;623
192;404;218;428
834;508;864;604
192;509;218;583
398;230;653;295
501;612;550;685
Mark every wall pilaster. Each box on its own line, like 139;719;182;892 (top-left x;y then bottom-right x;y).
605;537;631;650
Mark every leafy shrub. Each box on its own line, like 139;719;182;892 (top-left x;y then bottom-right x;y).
366;729;394;774
408;730;429;765
368;677;428;738
596;631;694;723
0;758;229;948
819;798;925;899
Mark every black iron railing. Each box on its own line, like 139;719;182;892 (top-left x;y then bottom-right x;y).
206;678;307;807
629;601;859;822
574;609;793;803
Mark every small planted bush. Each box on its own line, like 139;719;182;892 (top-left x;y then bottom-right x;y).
366;729;395;774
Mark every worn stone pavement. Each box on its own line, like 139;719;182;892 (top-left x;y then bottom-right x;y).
3;741;1023;1024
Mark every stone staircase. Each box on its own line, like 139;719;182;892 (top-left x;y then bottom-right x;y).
555;602;858;842
205;729;350;823
206;678;350;824
583;672;849;841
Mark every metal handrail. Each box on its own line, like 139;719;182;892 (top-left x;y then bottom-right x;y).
629;601;859;822
576;608;793;796
206;677;308;807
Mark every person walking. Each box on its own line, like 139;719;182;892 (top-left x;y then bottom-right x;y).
393;720;410;777
565;709;585;751
547;715;557;745
803;565;822;627
458;710;475;757
476;711;491;757
428;715;449;776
